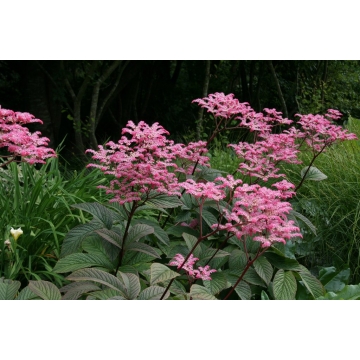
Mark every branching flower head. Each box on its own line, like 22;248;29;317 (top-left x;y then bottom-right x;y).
169;253;217;280
0;107;56;164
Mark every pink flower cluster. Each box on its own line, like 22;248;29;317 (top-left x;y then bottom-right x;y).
86;120;210;204
215;182;301;248
295;110;357;152
0;107;56;164
169;253;217;280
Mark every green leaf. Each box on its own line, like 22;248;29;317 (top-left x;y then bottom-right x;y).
289;209;317;236
264;252;302;271
261;290;270;300
229;249;247;271
135;218;170;246
297;269;325;299
66;268;127;297
60;281;102;300
53;253;115;273
150;263;180;286
88;288;125;300
60;220;103;258
300;166;327;181
0;278;21;300
318;284;360;300
190;284;217;300
138;286;170;300
203;272;229;295
72;202;117;229
182;233;201;258
273;270;297;300
28;280;62;300
253;257;273;285
125;242;161;259
117;272;141;299
243;267;267;287
166;225;199;238
95;228;123;248
234;281;251;300
15;286;39;300
146;194;183;208
126;224;154;244
318;267;350;292
198;209;218;228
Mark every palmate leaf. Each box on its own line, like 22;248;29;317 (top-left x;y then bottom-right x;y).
53;253;115;273
138;286;170;300
28;280;62;300
0;278;21;300
273;270;297;300
66;268;127;297
150;263;180;286
190;284;217;300
72;202;118;229
300;166;327;182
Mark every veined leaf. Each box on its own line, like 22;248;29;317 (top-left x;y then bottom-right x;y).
203;272;229;295
15;286;39;300
182;233;201;258
138;286;170;300
273;270;297;300
229;249;247;271
146;194;183;208
117;272;141;300
317;284;360;300
72;202;117;229
264;252;302;271
126;224;154;244
66;268;126;297
300;166;327;182
261;290;270;300
28;280;61;300
289;209;317;236
297;269;325;299
197;208;218;228
318;266;350;292
150;263;180;286
60;220;103;258
0;278;21;300
95;228;123;248
125;242;161;259
60;281;102;300
53;253;114;273
135;218;170;246
253;257;273;285
190;284;217;300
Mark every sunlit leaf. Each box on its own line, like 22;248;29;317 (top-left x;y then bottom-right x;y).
28;280;61;300
273;270;297;300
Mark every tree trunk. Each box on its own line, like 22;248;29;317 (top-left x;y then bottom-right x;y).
196;60;211;141
268;60;288;118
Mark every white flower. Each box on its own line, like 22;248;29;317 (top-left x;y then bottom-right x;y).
10;227;23;241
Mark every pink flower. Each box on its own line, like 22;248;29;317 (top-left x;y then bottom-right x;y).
0;106;56;164
169;253;217;280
